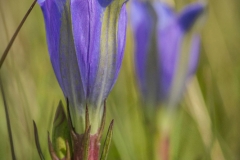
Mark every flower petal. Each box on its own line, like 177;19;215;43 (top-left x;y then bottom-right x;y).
159;23;183;102
40;0;67;94
40;0;85;112
71;0;92;98
113;3;127;89
131;1;160;104
153;2;175;30
131;1;205;106
161;24;201;106
71;0;127;109
89;0;127;107
178;3;205;31
188;34;200;76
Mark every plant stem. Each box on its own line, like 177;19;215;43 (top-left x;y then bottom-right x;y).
0;0;37;69
0;79;16;160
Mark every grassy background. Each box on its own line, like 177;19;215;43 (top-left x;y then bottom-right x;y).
0;0;240;159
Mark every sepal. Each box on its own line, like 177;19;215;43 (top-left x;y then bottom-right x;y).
100;120;114;160
51;101;72;159
33;121;45;160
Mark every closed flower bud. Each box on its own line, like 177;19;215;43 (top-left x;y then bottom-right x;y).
131;1;206;107
38;0;127;133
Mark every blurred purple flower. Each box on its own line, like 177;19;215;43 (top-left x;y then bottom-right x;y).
38;0;127;133
131;2;206;107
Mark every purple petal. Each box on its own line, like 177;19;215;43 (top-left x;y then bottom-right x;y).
160;22;202;105
112;3;127;89
71;0;90;98
39;0;67;94
178;3;205;31
88;2;127;107
71;0;127;108
153;2;175;30
98;0;114;7
131;1;205;105
37;0;45;5
159;23;183;102
131;1;157;102
188;34;200;76
40;0;85;109
59;3;86;109
154;2;176;101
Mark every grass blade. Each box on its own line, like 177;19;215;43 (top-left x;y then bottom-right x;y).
0;79;16;160
0;0;37;68
33;121;45;160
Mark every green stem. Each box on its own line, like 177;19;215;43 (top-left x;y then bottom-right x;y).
0;79;16;160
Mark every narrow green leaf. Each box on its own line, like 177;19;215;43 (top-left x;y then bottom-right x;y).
98;100;106;141
0;80;16;160
100;120;114;160
33;121;45;160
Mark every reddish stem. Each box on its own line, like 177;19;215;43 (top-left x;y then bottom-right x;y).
72;133;100;160
88;134;100;160
160;133;170;160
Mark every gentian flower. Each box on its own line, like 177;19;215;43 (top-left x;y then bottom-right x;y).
38;0;127;134
131;1;206;107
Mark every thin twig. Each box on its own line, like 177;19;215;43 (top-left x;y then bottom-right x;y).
0;0;37;69
0;79;16;160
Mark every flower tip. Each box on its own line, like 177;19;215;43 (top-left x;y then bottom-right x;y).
37;0;45;5
178;2;206;31
98;0;114;7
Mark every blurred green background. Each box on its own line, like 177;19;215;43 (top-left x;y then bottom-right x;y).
1;0;240;159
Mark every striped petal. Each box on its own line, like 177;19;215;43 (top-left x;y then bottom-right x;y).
39;0;67;94
39;0;85;111
89;0;127;108
71;0;101;99
163;3;205;106
71;0;127;109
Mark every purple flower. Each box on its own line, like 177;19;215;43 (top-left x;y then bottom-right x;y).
38;0;127;133
131;2;206;107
